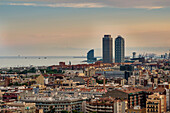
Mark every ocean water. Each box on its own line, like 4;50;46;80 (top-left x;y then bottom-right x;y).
0;57;87;68
0;47;169;68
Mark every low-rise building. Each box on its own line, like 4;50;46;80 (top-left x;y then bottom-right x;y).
3;91;20;102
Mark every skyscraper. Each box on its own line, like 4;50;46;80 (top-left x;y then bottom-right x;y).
115;35;125;63
103;35;113;63
87;49;96;61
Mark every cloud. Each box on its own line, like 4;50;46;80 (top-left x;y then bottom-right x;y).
1;0;170;9
0;2;106;8
0;0;170;9
8;3;37;6
135;6;164;10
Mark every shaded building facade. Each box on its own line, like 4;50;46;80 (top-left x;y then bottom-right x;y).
86;97;127;113
104;88;149;109
87;49;96;61
115;35;125;63
103;35;113;63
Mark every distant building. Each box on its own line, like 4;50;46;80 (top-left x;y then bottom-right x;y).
3;92;19;102
165;53;168;59
87;49;96;61
131;57;145;63
132;52;136;59
84;67;95;77
161;55;165;58
7;102;36;113
115;35;125;63
120;65;134;71
96;71;125;78
36;75;44;85
128;75;136;85
120;65;134;81
103;35;113;63
0;102;36;113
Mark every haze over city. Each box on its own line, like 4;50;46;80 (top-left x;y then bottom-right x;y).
0;0;170;56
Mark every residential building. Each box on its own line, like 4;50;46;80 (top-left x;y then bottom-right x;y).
86;97;127;113
104;87;149;109
127;106;146;113
3;92;20;102
146;93;166;113
128;75;136;85
84;67;95;77
6;102;36;113
21;96;85;113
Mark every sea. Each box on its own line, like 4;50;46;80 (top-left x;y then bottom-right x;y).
0;47;169;68
0;56;87;68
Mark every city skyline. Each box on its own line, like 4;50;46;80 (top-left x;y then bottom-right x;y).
0;0;170;56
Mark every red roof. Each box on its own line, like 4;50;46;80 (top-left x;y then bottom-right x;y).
80;88;91;92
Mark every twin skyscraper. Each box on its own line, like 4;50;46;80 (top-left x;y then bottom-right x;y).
103;35;125;63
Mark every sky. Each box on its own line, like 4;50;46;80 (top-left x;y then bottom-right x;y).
0;0;170;56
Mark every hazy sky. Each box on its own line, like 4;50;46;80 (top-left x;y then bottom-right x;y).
0;0;170;56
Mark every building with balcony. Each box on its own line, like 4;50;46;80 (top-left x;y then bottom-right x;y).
104;87;150;109
127;106;146;113
86;97;127;113
146;93;166;113
3;92;20;102
21;96;86;113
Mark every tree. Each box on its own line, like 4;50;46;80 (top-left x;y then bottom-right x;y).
61;111;69;113
96;79;107;84
29;67;36;73
72;110;78;113
57;70;63;73
8;83;13;86
20;70;28;74
14;82;19;86
22;83;28;86
48;106;55;113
